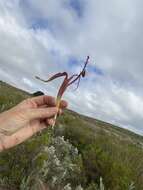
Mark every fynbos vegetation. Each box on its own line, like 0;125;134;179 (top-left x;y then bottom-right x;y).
0;81;143;190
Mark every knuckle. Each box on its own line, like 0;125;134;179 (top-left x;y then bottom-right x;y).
24;98;37;108
20;108;31;119
45;109;51;116
46;108;56;116
14;136;20;145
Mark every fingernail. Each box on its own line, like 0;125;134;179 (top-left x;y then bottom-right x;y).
53;107;58;113
57;109;62;117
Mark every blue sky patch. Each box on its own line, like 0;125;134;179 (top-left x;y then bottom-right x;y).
67;56;103;76
30;18;51;30
67;57;84;71
68;57;80;66
69;0;84;17
88;65;103;76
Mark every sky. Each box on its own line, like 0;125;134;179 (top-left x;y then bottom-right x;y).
0;0;143;135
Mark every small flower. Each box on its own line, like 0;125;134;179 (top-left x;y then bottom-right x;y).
36;56;90;127
63;183;72;190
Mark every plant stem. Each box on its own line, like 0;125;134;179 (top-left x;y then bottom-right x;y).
52;96;61;129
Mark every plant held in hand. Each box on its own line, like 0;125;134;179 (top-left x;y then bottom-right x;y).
36;56;90;127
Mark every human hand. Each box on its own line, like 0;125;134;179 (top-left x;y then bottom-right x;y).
0;95;68;151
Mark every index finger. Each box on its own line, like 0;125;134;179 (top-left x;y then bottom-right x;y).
31;95;68;109
31;95;56;107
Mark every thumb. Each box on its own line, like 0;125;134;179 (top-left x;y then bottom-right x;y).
26;107;58;120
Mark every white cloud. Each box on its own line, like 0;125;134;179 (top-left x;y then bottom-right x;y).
0;0;143;135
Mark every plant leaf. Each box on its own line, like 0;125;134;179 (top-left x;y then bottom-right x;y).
35;72;68;82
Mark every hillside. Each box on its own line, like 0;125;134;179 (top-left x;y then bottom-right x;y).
0;81;143;190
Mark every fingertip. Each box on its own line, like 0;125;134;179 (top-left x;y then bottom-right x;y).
58;109;63;115
54;107;59;113
60;100;68;108
46;118;55;126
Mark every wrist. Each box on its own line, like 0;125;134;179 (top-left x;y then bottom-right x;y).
0;136;4;152
0;143;3;152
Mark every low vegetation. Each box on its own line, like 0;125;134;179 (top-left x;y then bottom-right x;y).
0;81;143;190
